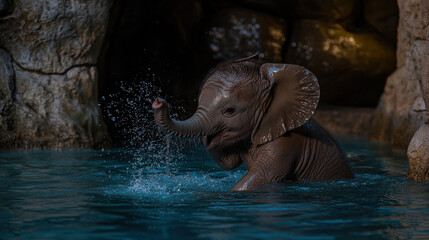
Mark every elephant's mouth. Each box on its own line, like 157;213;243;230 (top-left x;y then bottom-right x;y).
203;132;221;150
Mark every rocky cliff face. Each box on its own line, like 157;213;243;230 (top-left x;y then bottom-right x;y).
0;0;111;149
370;0;429;150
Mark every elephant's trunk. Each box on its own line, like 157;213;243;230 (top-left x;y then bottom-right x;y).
152;98;214;138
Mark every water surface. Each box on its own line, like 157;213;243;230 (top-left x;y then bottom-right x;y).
1;136;428;239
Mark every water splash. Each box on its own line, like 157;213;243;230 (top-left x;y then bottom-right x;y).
127;170;245;198
100;72;217;198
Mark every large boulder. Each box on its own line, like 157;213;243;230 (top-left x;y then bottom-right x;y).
408;124;429;181
0;0;111;149
204;7;286;63
363;0;399;44
232;0;359;27
285;19;396;107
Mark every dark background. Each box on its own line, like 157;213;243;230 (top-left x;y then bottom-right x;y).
99;0;398;146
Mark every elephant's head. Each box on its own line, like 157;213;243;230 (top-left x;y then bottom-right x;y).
152;56;320;151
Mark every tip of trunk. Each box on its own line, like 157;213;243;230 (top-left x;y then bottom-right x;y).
152;98;164;110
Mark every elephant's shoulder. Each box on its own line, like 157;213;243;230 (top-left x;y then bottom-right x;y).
299;119;341;147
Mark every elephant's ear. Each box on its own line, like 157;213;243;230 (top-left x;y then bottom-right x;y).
251;63;320;145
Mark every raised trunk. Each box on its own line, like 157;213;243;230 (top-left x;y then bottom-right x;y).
152;98;215;138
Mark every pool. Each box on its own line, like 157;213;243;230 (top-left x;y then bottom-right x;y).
1;136;428;239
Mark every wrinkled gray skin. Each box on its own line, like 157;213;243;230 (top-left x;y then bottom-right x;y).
152;56;354;191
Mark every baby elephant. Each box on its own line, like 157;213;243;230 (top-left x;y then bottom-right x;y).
152;55;354;191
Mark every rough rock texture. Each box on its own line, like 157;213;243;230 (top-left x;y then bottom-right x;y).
0;0;110;74
0;0;111;149
10;64;109;149
396;0;427;67
0;49;15;145
205;7;286;62
408;124;429;181
370;0;429;151
285;19;396;107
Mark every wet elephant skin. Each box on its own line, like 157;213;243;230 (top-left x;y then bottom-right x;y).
152;55;354;191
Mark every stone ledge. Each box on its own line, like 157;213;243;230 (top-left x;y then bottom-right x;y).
314;106;375;136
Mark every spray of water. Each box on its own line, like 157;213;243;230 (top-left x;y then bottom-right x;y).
100;72;235;198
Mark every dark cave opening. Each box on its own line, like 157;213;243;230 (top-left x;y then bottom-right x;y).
99;0;399;147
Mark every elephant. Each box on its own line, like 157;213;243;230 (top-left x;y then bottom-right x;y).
152;55;354;191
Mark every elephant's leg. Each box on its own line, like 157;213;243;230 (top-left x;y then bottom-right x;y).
229;140;298;191
229;170;268;192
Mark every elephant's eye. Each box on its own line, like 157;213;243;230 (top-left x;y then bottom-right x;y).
224;107;236;116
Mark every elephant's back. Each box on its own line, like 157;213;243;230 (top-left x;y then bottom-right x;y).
297;119;354;181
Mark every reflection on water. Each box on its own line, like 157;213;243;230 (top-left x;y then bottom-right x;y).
1;137;429;239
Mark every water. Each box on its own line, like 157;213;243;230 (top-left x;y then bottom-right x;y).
1;136;428;239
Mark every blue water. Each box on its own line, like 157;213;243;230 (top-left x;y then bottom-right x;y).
1;136;428;239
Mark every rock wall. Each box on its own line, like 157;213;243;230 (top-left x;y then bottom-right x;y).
0;0;112;149
370;0;429;150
